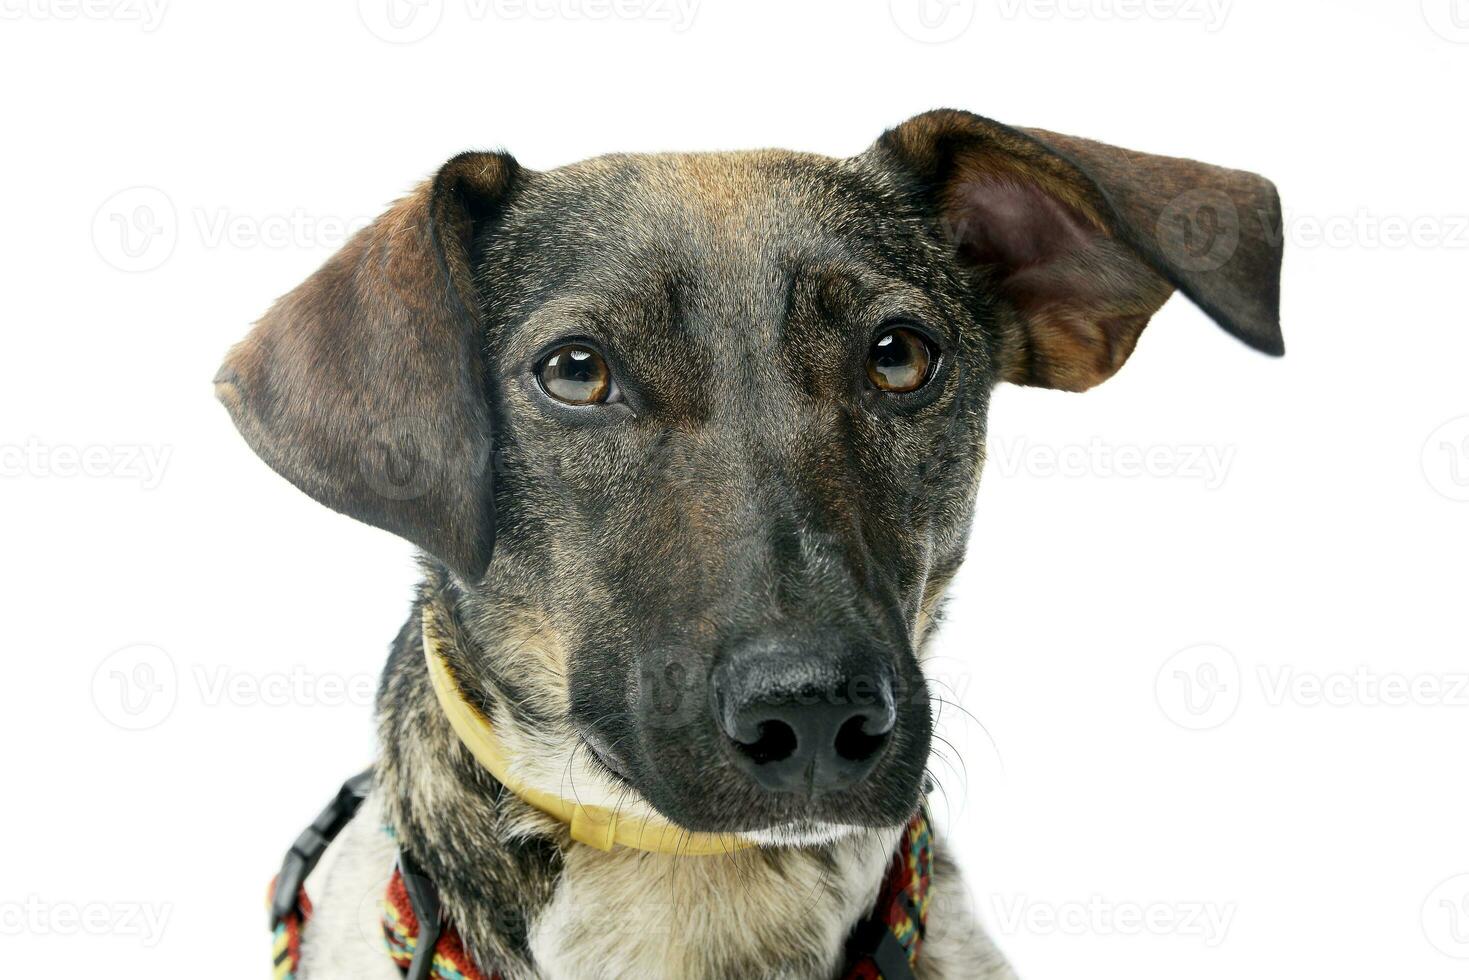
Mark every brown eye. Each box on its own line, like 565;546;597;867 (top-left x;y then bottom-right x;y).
538;344;611;405
866;328;935;394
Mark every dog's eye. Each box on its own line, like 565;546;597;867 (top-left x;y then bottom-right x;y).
866;327;935;394
538;344;612;405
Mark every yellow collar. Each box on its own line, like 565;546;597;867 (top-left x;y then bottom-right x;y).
422;606;751;856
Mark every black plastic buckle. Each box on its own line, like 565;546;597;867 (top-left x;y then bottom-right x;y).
269;769;374;929
844;913;918;980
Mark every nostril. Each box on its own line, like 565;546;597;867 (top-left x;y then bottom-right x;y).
733;719;799;765
833;713;891;763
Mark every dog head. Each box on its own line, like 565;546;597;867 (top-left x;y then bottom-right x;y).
217;110;1282;841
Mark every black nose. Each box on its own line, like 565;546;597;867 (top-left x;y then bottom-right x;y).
713;638;897;795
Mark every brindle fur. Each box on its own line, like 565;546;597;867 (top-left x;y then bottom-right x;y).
218;110;1283;979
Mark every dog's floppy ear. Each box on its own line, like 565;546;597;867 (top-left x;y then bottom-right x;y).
214;152;519;581
874;109;1284;391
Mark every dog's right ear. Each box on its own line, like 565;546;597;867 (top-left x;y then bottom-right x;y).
214;152;519;582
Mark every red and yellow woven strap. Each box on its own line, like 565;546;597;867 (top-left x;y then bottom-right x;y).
268;878;311;980
845;808;934;979
269;808;933;980
381;869;499;980
266;871;499;980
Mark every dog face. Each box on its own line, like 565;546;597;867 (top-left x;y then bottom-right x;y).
469;149;986;835
217;110;1282;839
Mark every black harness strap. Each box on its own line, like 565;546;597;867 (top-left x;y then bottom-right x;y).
397;848;444;980
269;769;448;980
269;769;373;929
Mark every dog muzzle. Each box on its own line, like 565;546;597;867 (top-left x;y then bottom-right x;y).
420;601;750;855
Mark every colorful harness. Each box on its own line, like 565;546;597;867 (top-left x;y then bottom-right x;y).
269;771;934;980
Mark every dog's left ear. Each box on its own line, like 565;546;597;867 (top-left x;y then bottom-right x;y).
214;152;519;581
872;109;1284;391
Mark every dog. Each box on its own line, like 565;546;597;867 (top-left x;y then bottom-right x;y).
216;109;1283;979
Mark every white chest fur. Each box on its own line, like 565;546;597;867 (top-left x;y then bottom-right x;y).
528;828;900;980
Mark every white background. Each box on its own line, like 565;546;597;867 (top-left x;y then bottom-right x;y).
2;1;1467;977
